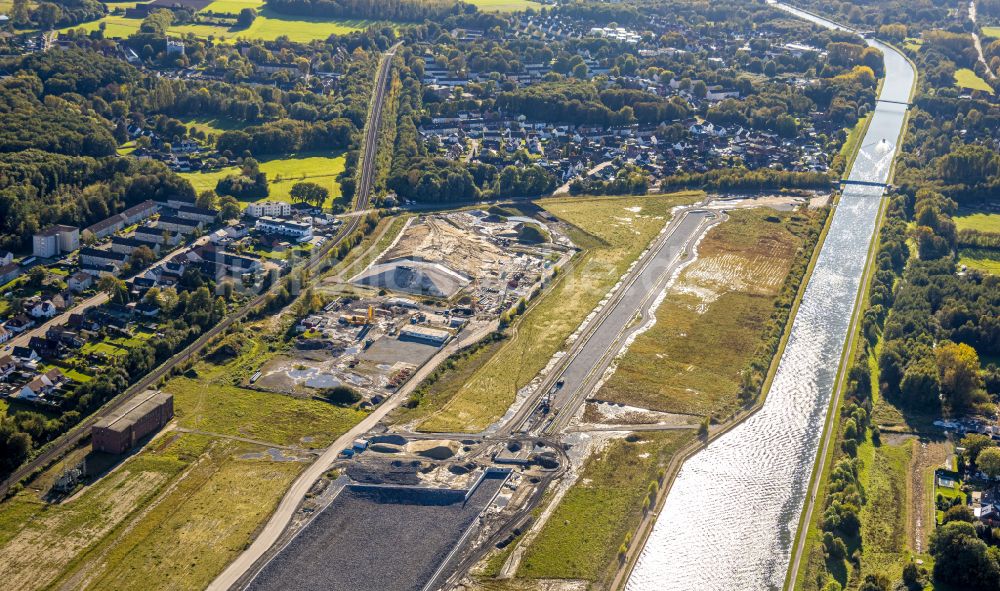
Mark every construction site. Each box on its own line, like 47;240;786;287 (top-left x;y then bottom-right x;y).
240;430;567;591
350;211;570;312
251;210;570;406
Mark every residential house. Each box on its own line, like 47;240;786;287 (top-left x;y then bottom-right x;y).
68;271;94;293
133;226;182;247
111;236;160;257
156;215;202;235
17;368;68;401
0;262;20;286
195;247;262;277
79;248;129;270
85;214;127;240
5;314;34;333
0;355;16;381
245;201;292;218
29;300;58;319
177;205;219;225
11;346;40;365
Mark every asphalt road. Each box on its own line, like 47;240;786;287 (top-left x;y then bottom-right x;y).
498;207;719;437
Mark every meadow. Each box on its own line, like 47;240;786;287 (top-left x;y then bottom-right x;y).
517;431;692;585
60;9;373;42
954;67;995;94
179;152;346;209
597;207;817;417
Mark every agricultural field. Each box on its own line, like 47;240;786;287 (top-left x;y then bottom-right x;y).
596;207;819;418
515;431;692;585
415;191;701;433
179;152;346;209
954;68;995;94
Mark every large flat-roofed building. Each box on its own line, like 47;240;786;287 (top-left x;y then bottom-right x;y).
245;201;292;218
33;225;80;258
254;217;313;242
91;390;173;454
399;325;451;345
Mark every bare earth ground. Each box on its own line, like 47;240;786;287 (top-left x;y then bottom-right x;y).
379;215;506;278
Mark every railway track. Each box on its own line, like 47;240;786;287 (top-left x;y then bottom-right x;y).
0;41;401;499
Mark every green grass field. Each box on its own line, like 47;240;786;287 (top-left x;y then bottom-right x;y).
597;208;817;417
954;210;1000;233
960;248;1000;274
180;115;245;137
517;431;692;584
201;0;263;13
903;37;923;52
165;377;365;446
838;113;871;179
464;0;542;11
60;10;373;42
416;192;701;433
954;68;995;94
179;152;345;209
983;26;1000;39
856;438;912;585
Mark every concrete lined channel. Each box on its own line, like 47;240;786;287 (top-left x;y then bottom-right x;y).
625;5;916;591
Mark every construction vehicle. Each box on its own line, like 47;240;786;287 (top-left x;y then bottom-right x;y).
339;305;376;326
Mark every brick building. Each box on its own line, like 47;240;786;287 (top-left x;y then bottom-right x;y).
91;390;174;454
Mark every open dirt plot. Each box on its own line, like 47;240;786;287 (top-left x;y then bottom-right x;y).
380;215;508;279
247;474;507;591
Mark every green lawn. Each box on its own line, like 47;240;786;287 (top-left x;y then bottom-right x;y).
165;377;366;447
960;248;1000;274
517;431;692;585
416;192;702;433
954;211;1000;233
983;26;1000;39
954;68;995;94
60;10;374;42
180;115;245;137
465;0;542;11
200;0;263;14
179;152;346;209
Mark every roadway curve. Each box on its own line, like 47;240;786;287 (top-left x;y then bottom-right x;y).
0;42;400;499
